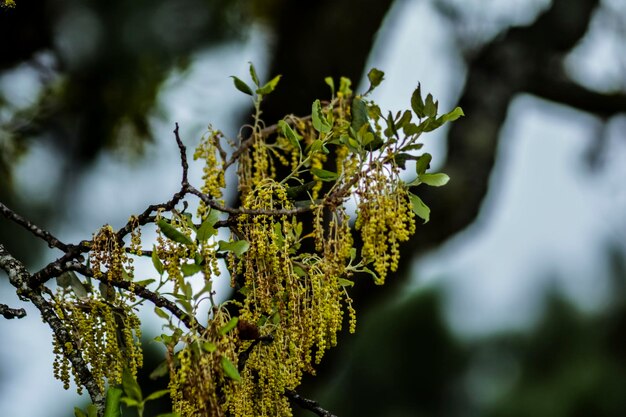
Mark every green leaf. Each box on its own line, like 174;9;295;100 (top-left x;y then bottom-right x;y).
99;281;116;302
154;307;169;320
202;342;217;353
384;111;398;138
175;297;193;316
401;144;424;152
230;76;253;96
366;68;385;92
350;97;369;132
86;405;98;417
408;192;430;223
181;262;202;277
411;84;426;118
361;267;379;282
196;217;217;242
271;311;281;325
360;126;375;147
286;181;315;200
120;398;140;408
194;252;204;265
424;93;438;118
311;168;339;182
339;76;353;96
403;122;422;136
294;266;307;277
338;278;354;287
144;389;170;402
136;278;156;287
422;106;465;133
249;62;260;86
104;386;123;417
74;407;87;417
149;361;169;380
396;110;412;129
311;99;332;133
221;357;241;381
220;317;239;335
206;208;220;226
218;240;250;257
415;153;432;175
151;247;164;275
421;117;444;132
394;153;416;170
66;272;88;299
181;212;196;232
309;139;323;154
278;120;302;150
325;76;335;95
442;106;464;122
56;271;73;288
419;173;450;187
122;368;142;402
122;268;133;281
273;222;285;247
182;281;193;299
256;74;282;95
157;220;194;246
351;98;383;150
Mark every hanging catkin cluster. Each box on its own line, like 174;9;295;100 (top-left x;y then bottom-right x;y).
52;224;143;394
45;65;458;417
355;163;416;285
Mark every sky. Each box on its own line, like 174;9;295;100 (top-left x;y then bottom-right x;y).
1;0;625;415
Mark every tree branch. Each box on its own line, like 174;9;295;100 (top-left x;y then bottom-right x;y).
0;201;70;251
0;302;26;319
30;247;88;286
173;122;190;186
285;389;338;417
527;71;626;117
187;185;314;216
0;243;106;413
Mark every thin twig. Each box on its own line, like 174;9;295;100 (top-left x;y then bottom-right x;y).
0;202;69;251
173;122;189;186
223;115;313;171
124;247;227;259
285;390;338;417
187;185;315;216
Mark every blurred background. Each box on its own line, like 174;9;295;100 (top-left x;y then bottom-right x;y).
1;0;626;416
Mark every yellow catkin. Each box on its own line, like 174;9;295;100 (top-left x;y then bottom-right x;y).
64;81;442;417
194;127;226;218
355;164;416;284
51;295;142;394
